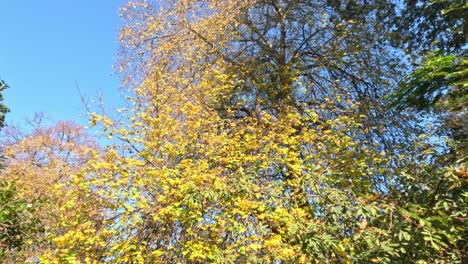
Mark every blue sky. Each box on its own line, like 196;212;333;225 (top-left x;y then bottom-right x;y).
0;0;127;125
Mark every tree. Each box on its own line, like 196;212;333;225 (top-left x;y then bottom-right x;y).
0;79;36;262
391;1;468;262
0;115;102;262
45;1;465;263
0;80;8;128
0;180;42;262
394;0;467;156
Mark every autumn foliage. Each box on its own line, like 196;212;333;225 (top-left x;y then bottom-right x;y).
0;0;466;263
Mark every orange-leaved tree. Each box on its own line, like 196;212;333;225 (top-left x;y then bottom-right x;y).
0;115;102;262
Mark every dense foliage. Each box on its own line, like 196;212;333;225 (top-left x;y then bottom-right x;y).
0;1;466;263
0;180;42;261
394;0;467;166
0;116;100;262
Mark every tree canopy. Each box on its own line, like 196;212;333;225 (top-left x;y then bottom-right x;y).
0;1;466;263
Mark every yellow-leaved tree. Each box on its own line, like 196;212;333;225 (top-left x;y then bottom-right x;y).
43;1;466;263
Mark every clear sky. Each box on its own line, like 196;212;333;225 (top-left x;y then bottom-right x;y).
0;0;127;125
